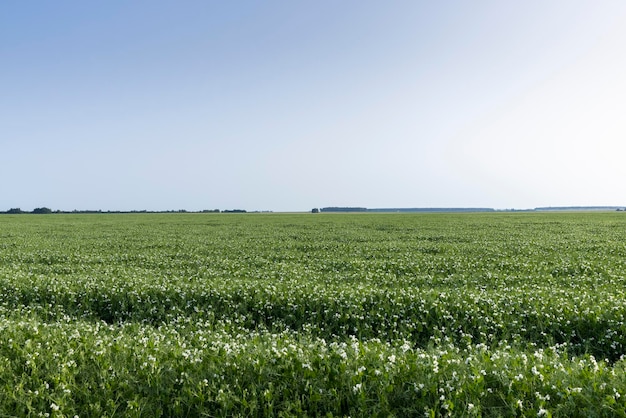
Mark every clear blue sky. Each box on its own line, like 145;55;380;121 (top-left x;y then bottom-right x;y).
3;1;626;211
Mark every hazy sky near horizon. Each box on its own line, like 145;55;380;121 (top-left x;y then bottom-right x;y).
3;1;626;212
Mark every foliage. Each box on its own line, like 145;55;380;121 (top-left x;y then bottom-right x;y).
32;207;53;214
0;212;626;416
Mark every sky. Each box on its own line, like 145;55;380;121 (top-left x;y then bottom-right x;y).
3;1;626;212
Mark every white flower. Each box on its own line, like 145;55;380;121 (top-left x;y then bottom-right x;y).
537;408;548;417
50;403;60;411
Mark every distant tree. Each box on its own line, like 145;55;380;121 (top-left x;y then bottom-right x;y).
311;208;320;213
6;208;23;214
32;207;52;214
320;207;367;213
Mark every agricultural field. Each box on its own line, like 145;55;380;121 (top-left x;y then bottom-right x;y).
1;212;626;417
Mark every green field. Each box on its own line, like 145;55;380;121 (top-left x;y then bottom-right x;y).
1;212;626;417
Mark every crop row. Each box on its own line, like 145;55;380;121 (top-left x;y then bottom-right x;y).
0;269;625;361
0;312;625;417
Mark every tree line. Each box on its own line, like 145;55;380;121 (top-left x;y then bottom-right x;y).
4;208;53;214
1;208;258;214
